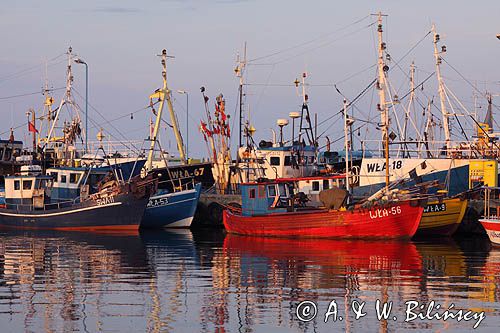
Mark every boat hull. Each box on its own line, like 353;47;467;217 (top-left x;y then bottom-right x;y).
141;183;201;228
223;200;424;239
0;192;148;231
417;198;468;236
479;219;500;245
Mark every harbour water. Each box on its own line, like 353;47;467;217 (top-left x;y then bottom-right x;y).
0;229;499;332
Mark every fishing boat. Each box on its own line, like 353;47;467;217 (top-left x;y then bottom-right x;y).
418;197;468;236
223;178;426;239
479;187;500;245
0;165;156;231
138;49;202;228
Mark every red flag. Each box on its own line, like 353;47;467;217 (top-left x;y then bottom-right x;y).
28;121;38;133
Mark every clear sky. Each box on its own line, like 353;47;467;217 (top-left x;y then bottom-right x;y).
1;0;500;158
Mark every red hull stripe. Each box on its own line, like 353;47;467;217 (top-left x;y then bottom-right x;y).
0;224;138;232
480;219;500;232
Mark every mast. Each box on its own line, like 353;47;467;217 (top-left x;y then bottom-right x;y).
161;53;187;164
235;43;247;151
403;62;416;157
145;49;175;173
376;12;390;188
45;47;74;150
432;24;451;155
343;99;350;195
297;72;314;146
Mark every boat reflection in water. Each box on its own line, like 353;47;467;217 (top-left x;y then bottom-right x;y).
1;230;499;332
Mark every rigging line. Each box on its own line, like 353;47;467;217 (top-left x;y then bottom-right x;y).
72;88;141;153
248;14;370;63
246;64;378;88
253;64;276;118
263;21;377;66
0;87;65;100
0;53;66;83
317;78;377;134
391;30;432;68
417;67;500;86
330;84;374;128
441;57;500;115
336;64;377;85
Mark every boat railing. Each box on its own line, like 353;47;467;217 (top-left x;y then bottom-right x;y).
483;187;500;220
360;139;498;159
5;198;79;212
76;140;146;158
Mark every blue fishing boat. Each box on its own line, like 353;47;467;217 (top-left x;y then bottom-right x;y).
136;49;202;228
0;165;157;231
142;182;201;228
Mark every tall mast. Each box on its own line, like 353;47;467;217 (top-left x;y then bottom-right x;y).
403;62;416;156
161;52;187;164
145;49;177;172
376;12;390;188
343;99;350;196
45;47;74;150
432;24;451;155
235;43;247;151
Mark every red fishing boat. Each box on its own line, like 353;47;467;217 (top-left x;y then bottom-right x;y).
223;179;426;239
479;187;500;245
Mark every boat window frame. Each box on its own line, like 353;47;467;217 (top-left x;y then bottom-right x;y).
60;174;67;183
323;179;330;190
284;156;291;166
277;183;289;198
258;185;266;198
312;181;320;192
69;173;81;184
14;180;20;191
22;179;33;190
270;156;280;166
249;188;256;199
50;172;58;183
267;184;277;197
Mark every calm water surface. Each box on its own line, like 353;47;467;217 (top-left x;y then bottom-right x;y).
0;229;498;332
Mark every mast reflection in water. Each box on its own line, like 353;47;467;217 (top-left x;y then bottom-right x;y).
0;230;498;332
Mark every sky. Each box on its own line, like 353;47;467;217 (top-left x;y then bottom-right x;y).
1;0;500;158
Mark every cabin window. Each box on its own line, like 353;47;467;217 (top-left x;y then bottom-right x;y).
60;175;67;183
310;156;315;164
258;185;266;198
267;185;277;197
270;157;280;166
323;179;330;190
278;183;288;197
284;156;291;166
50;172;58;182
70;173;80;184
249;188;256;199
14;180;20;190
35;179;48;189
23;180;33;190
4;148;12;161
312;181;320;191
